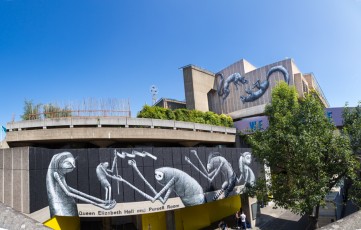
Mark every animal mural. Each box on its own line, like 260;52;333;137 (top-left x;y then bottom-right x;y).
185;150;236;200
216;65;289;103
185;150;256;200
125;160;205;206
216;72;248;102
45;149;256;216
46;152;116;217
240;66;289;103
238;151;256;186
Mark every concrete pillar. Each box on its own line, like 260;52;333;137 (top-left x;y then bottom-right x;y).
241;194;257;228
182;65;215;112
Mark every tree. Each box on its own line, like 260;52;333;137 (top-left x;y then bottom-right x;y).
343;101;361;155
246;82;360;229
342;101;361;207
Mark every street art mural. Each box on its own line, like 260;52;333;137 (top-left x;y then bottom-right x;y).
238;151;255;185
38;148;259;217
216;72;248;102
185;150;237;201
240;66;289;103
46;152;116;217
216;65;289;103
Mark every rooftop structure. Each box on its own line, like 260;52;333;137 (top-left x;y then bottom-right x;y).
153;98;186;110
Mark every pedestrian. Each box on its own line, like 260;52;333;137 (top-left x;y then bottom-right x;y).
240;211;247;229
235;210;241;229
218;220;227;230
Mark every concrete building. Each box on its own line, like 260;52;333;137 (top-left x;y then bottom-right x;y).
182;58;329;119
0;58;331;230
153;98;186;110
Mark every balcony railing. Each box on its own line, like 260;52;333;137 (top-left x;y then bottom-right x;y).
6;117;236;135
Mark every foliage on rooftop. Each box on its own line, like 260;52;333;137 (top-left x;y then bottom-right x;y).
137;105;234;127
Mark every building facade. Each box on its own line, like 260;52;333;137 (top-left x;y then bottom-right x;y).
182;58;329;119
1;58;332;230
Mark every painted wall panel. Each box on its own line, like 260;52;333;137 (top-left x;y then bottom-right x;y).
29;147;259;218
77;149;89;197
210;59;293;116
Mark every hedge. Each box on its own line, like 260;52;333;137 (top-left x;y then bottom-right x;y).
137;105;233;127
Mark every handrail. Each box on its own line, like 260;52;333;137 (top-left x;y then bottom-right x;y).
6;117;236;135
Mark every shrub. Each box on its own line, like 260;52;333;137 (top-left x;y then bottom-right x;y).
174;109;190;121
204;111;221;126
137;105;233;127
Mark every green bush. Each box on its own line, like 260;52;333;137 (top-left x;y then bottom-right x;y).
137;105;234;127
189;110;205;124
174;109;190;121
204;111;220;126
220;114;233;127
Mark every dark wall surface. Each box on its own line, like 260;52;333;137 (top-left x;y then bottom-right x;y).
30;147;260;215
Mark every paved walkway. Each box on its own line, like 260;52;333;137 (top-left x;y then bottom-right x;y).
202;202;311;230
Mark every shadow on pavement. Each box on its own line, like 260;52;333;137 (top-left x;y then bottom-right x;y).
256;213;310;230
200;209;310;230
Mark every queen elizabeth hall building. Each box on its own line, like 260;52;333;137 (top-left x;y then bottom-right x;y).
0;58;329;230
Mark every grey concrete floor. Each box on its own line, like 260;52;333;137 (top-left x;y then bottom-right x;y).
201;202;311;230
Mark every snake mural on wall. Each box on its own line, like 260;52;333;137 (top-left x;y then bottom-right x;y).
216;65;289;103
44;148;258;217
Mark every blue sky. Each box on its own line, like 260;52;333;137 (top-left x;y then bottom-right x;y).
1;0;361;135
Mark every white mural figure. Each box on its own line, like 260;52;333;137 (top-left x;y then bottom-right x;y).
46;152;116;217
238;152;255;186
107;160;205;206
96;151;119;202
185;150;237;200
97;149;158;196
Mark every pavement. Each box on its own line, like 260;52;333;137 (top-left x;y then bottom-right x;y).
201;202;311;230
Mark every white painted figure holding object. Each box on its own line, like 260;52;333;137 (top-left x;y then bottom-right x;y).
185;150;237;200
238;152;255;186
46;152;116;217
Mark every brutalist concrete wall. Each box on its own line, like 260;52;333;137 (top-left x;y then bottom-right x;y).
183;65;215;112
0;147;30;213
0;202;50;230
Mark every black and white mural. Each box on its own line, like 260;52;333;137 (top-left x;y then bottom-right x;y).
30;147;260;217
216;65;289;104
208;59;296;115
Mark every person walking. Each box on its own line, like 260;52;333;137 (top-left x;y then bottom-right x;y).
240;211;247;230
235;210;241;229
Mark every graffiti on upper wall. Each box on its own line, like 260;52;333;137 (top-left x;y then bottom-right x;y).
216;72;248;102
216;65;289;104
43;148;258;217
